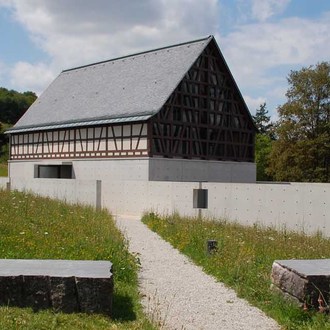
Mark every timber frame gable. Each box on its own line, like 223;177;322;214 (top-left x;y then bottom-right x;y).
149;38;255;161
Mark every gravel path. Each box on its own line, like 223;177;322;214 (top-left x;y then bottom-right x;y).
115;216;280;330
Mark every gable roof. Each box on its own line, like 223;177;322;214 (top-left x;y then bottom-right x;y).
9;36;213;133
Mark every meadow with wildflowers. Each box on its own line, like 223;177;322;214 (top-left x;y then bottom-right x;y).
143;213;330;330
0;189;154;330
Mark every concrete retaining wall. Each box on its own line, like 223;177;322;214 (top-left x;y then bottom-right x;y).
0;177;9;190
7;177;330;236
203;182;329;234
10;177;98;206
102;180;329;235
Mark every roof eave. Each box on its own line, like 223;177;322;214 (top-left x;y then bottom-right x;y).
5;114;153;134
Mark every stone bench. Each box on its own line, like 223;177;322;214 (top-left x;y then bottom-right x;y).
271;259;330;310
0;259;113;315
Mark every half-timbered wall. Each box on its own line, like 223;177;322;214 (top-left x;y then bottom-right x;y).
10;123;148;160
150;40;255;162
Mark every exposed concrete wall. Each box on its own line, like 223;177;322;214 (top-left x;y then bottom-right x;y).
7;176;330;236
9;157;256;183
149;158;256;183
103;180;199;217
9;158;150;181
203;182;329;235
10;177;97;206
102;181;329;235
0;177;9;189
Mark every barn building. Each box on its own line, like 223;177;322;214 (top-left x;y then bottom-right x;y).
7;36;257;183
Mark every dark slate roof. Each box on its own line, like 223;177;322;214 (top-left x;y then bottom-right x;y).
9;36;213;133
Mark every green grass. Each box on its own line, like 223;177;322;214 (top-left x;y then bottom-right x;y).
0;163;7;177
142;213;330;330
0;189;155;330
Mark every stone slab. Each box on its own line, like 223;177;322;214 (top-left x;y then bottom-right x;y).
0;259;113;315
271;259;330;309
0;259;112;278
275;259;330;276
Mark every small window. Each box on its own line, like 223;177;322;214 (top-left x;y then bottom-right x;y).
35;165;73;179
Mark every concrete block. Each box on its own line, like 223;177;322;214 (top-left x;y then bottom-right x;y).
271;259;330;308
0;259;113;315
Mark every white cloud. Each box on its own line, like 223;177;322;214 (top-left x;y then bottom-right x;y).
0;0;218;93
243;95;266;114
0;61;6;81
4;0;218;65
10;61;55;94
251;0;290;22
221;13;330;92
0;0;329;120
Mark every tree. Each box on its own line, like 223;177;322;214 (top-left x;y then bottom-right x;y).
253;103;274;181
0;122;9;162
0;88;37;125
0;87;37;161
268;62;330;182
253;102;273;135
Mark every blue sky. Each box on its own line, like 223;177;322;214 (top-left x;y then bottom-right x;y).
0;0;329;119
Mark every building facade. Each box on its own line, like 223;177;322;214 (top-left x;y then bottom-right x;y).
7;36;256;183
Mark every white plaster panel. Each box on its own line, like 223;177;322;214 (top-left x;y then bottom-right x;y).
114;126;121;136
132;124;141;135
123;125;130;136
123;139;130;150
137;138;147;150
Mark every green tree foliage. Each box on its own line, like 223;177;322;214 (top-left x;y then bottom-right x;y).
0;87;37;125
268;62;330;182
253;103;274;181
0;87;37;161
0;122;10;162
255;134;273;181
253;102;273;135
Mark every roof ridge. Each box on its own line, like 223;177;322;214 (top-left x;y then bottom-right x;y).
62;35;213;73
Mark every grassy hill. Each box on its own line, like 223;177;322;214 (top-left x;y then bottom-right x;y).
0;190;154;329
